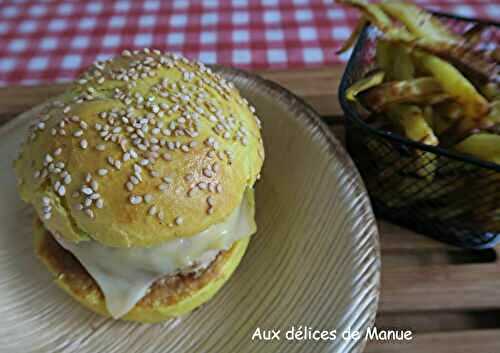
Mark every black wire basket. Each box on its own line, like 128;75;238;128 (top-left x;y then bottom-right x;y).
339;13;500;249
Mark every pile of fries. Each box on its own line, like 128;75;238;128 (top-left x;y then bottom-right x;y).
339;0;499;230
340;0;499;166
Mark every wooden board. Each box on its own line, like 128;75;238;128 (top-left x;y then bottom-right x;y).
1;66;499;352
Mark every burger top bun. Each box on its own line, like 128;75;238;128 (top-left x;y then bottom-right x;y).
15;49;264;248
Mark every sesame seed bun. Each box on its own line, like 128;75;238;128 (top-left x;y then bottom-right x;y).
14;50;264;248
33;218;250;323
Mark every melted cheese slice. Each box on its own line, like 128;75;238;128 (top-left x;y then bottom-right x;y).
54;191;256;318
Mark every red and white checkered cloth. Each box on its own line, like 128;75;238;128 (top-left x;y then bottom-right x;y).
0;0;498;86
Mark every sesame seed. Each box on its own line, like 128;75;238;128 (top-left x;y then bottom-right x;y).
81;187;93;195
144;194;153;203
148;205;157;216
207;206;214;215
63;174;72;184
85;173;92;183
96;144;106;151
80;139;88;149
91;180;99;191
57;185;66;197
163;176;173;184
158;183;169;191
42;197;50;206
73;130;84;137
85;209;95;219
203;168;213;178
34;170;41;179
130;175;140;185
207;196;215;206
162;153;172;161
198;181;207;190
157;210;165;220
54;148;62;156
95;199;104;209
175;216;184;225
98;168;108;176
43;213;52;220
63;106;71;114
84;198;93;208
129;195;143;205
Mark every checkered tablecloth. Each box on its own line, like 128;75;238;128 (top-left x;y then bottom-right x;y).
0;0;498;86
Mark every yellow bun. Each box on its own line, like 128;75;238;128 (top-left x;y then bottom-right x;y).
14;50;264;247
34;218;250;323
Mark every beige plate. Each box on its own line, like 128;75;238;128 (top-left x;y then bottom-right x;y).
0;67;380;353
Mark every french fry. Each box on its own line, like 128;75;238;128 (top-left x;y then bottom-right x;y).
380;30;499;82
423;105;435;129
482;83;500;101
486;100;500;124
336;18;367;54
360;77;446;111
412;50;489;119
338;0;393;31
434;101;464;121
463;24;487;46
454;133;500;164
387;105;439;146
387;104;439;179
375;40;392;74
376;40;415;80
379;0;460;42
345;70;385;101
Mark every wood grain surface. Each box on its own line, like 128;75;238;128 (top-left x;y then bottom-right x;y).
1;66;499;352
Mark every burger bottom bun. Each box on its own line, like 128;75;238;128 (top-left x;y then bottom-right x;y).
34;219;250;323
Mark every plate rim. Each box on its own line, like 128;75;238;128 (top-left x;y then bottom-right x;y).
216;66;381;352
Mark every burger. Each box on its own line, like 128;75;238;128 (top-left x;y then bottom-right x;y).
13;49;265;322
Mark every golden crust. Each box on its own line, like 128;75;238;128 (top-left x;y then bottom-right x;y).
15;50;264;247
33;218;250;323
